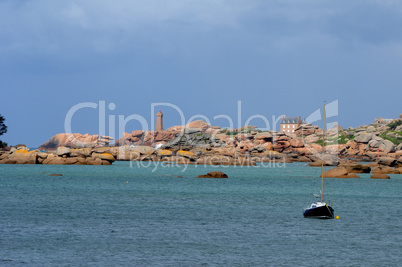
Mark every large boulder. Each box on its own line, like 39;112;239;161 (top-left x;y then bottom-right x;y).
254;132;273;142
294;124;318;136
371;173;390;179
131;146;155;155
165;125;185;132
340;163;371;173
377;157;396;167
43;155;66;165
249;146;267;153
320;167;348;178
368;138;382;149
197;171;228;178
366;125;376;133
186;120;210;130
7;149;38;164
237;140;254;153
0;158;17;164
304;135;319;144
290;147;308;155
38;133;102;150
70;148;92;157
92;153;115;162
327;124;343;136
211;147;237;157
264;151;284;160
371;166;400;174
324;144;345;155
131;130;145;138
261;142;274;151
64;158;79;165
272;141;290;152
157;149;173;157
177;150;196;160
56;146;71;156
345;140;359;150
290;138;304;148
162;131;213;150
308;155;338;167
354;133;374;143
396;156;402;167
379;140;396;153
396;143;402;151
305;144;323;154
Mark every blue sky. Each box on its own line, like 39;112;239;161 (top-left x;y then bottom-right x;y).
1;0;401;147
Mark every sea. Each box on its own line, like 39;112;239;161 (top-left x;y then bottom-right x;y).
0;161;401;266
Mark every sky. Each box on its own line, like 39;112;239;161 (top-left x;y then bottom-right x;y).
1;0;401;147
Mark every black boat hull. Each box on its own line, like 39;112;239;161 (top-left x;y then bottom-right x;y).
304;205;334;219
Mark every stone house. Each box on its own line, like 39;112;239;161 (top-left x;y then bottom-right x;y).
280;116;305;133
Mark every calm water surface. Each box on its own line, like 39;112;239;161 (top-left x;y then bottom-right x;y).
1;162;401;266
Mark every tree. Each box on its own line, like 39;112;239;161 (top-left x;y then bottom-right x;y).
0;114;7;136
0;114;7;148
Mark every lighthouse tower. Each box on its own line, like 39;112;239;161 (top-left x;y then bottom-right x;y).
156;110;163;131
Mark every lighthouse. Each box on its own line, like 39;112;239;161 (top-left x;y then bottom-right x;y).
156;110;163;131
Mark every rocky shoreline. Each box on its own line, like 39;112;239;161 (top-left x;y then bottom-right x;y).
1;115;401;177
0;146;116;165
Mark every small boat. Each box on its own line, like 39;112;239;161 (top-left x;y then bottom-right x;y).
304;104;335;219
304;201;334;219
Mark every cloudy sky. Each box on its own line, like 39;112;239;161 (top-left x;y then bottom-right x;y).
1;0;401;147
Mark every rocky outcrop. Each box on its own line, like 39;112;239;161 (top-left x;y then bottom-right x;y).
354;133;374;143
339;163;371;173
377;157;397;167
115;130;177;147
197;171;228;178
15;114;402;167
38;133;113;150
371;166;402;174
320;167;360;178
0;146;116;165
371;173;390;179
294;124;319;136
4;148;38;164
162;129;220;150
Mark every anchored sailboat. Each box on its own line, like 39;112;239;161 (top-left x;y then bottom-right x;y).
304;104;335;219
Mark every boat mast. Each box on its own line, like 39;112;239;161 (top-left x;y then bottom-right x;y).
321;104;326;203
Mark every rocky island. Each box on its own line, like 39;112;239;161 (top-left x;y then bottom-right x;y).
1;114;401;176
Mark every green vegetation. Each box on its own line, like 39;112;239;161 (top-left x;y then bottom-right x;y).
0;114;6;136
239;128;252;134
316;134;354;146
0;140;7;148
0;114;7;148
388;120;402;130
338;134;355;144
225;131;238;137
379;131;402;145
219;128;228;134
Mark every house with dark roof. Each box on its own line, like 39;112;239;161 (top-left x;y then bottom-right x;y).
280;116;306;133
374;117;393;125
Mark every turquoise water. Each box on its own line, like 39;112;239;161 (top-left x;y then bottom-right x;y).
1;162;401;266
